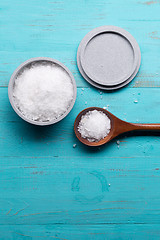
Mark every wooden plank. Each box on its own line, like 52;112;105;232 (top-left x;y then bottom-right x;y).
1;224;160;239
1;154;160;224
1;87;160;158
0;0;160;87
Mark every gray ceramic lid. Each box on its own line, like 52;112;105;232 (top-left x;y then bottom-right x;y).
77;26;141;89
77;45;141;90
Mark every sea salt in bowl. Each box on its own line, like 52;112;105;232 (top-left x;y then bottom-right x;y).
8;57;77;125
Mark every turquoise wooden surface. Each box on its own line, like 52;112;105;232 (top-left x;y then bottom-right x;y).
0;0;160;239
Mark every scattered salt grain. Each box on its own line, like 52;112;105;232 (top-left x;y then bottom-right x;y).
73;144;77;148
103;105;109;110
134;100;138;103
78;110;111;142
13;62;74;122
116;140;120;149
116;140;120;145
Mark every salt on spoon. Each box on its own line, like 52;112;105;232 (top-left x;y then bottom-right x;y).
77;110;111;142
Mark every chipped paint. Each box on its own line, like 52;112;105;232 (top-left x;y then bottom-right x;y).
143;0;160;5
6;208;12;215
32;171;44;175
149;31;160;40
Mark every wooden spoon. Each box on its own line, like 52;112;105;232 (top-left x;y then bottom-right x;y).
74;107;160;146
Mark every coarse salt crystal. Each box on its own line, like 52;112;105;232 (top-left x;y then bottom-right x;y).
13;62;74;122
78;110;111;142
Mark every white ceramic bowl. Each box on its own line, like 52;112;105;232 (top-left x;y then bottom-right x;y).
8;57;77;126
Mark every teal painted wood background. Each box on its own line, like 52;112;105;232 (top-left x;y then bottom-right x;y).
0;0;160;239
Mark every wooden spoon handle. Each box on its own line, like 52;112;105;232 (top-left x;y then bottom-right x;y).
130;123;160;131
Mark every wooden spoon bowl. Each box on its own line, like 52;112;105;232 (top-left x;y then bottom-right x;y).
74;107;160;146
